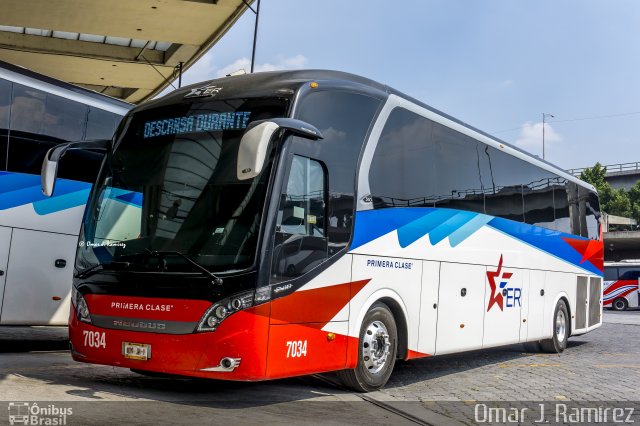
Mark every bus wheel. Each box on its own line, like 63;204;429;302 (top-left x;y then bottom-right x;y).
540;299;569;353
612;298;628;311
338;302;397;392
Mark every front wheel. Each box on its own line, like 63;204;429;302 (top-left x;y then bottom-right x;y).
612;298;628;311
540;299;569;353
338;302;397;392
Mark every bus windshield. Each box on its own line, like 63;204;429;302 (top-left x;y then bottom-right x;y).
76;97;289;275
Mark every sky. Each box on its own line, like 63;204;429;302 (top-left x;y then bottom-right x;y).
165;0;640;171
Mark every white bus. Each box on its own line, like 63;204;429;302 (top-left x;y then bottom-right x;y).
42;70;603;391
0;60;130;325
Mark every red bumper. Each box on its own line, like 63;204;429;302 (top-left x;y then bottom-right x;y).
69;302;271;381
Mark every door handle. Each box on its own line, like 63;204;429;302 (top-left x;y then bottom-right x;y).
55;259;66;268
0;270;4;276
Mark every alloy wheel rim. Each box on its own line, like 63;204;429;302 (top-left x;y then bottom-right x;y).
556;309;566;342
362;320;391;374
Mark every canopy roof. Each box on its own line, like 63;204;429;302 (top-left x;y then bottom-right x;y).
0;0;254;103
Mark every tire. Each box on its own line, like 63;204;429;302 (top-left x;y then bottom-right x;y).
338;302;398;392
612;298;628;311
540;299;569;353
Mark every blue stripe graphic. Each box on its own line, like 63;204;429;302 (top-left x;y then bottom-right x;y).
0;172;91;214
0;171;142;215
351;207;601;275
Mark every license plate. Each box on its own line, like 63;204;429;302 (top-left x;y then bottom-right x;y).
122;342;151;360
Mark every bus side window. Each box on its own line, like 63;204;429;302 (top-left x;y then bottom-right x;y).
604;267;618;281
0;78;10;171
272;155;328;282
619;270;640;281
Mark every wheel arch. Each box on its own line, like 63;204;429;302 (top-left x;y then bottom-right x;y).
546;291;571;338
352;289;410;360
377;297;408;360
555;292;572;337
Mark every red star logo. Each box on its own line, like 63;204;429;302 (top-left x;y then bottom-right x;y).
487;255;512;312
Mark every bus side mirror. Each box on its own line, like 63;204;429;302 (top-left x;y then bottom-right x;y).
237;118;323;180
41;139;111;197
41;153;60;197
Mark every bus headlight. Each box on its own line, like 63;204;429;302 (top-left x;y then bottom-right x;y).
71;287;92;324
197;289;264;332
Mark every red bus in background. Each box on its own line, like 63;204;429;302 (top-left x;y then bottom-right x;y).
604;262;640;310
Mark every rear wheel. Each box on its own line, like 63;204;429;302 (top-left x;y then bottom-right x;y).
338;302;397;392
612;298;628;311
540;299;569;353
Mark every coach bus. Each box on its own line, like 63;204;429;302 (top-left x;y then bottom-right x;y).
604;261;640;311
41;70;603;391
0;60;130;325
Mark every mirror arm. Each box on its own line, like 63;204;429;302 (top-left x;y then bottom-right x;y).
47;139;111;162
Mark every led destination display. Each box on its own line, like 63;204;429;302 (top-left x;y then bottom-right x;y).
143;111;252;138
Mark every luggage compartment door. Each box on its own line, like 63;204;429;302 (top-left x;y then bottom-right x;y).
1;229;77;325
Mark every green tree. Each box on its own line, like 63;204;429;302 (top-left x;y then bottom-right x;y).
580;163;640;223
628;180;640;222
580;162;608;193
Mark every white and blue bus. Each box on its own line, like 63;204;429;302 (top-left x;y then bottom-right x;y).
42;70;603;391
0;60;130;325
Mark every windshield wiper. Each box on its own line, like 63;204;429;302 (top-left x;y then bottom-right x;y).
74;261;131;279
146;250;224;286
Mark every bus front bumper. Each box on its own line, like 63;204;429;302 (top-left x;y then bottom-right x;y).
69;304;271;381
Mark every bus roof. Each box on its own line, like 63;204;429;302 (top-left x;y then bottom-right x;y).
0;59;131;115
145;69;595;193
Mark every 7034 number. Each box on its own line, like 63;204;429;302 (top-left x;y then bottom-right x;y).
286;340;307;358
83;330;106;349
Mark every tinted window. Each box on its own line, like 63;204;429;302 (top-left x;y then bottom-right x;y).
604;267;618;281
7;83;101;182
566;181;581;236
368;107;592;237
42;94;87;141
582;186;601;239
523;178;556;228
272;155;327;282
0;78;10;170
480;146;528;222
431;122;485;213
85;107;120;140
620;270;640;280
8;84;53;175
295;90;380;251
369;108;484;213
551;178;572;234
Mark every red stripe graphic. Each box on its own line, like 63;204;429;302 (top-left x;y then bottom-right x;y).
270;279;370;325
604;280;638;296
563;237;604;271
